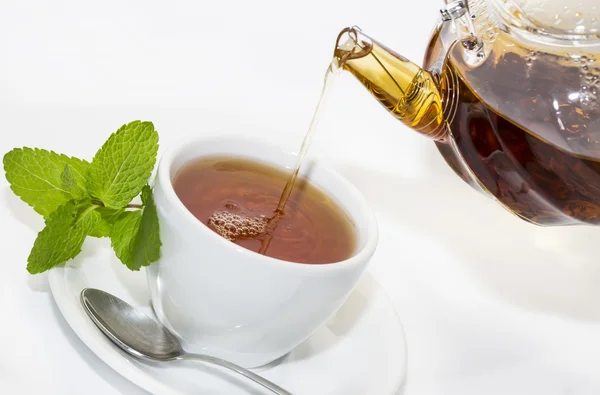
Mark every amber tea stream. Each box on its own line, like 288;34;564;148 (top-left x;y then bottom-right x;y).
172;61;353;263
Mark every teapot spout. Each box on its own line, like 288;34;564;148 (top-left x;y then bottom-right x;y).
334;27;447;140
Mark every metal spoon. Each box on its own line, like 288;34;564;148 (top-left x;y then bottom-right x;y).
80;288;292;395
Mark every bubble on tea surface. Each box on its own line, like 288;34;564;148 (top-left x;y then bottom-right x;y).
208;210;268;241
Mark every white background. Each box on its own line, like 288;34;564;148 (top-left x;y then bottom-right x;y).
2;0;600;394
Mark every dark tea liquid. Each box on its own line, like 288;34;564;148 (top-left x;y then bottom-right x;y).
435;61;600;226
172;157;356;264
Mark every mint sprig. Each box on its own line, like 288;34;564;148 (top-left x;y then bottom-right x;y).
3;120;161;274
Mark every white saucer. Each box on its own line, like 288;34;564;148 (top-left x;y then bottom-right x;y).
48;240;407;395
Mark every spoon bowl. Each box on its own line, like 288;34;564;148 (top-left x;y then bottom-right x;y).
80;288;292;395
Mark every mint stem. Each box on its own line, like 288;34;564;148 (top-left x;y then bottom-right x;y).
92;199;140;209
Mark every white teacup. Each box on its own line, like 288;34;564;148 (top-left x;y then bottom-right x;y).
147;136;378;368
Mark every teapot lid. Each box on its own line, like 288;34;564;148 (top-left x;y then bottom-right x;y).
492;0;599;40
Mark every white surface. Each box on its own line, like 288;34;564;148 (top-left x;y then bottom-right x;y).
148;135;378;367
2;0;600;394
48;253;405;395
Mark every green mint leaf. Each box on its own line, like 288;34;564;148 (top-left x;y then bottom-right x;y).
136;185;161;264
141;183;151;205
61;164;76;192
61;164;86;200
110;211;142;268
110;185;161;271
86;121;159;209
3;148;90;217
87;207;125;238
27;200;100;274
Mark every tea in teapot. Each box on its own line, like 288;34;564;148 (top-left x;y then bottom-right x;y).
333;0;600;226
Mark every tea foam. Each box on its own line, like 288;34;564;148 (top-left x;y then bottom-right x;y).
208;210;268;241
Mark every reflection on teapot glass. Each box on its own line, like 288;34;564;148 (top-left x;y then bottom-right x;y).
334;0;600;226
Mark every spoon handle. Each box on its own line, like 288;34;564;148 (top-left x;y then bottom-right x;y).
180;353;293;395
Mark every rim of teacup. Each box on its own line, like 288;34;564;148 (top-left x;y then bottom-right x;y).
155;134;379;272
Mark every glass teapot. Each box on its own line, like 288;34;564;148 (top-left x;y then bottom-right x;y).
333;0;600;226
